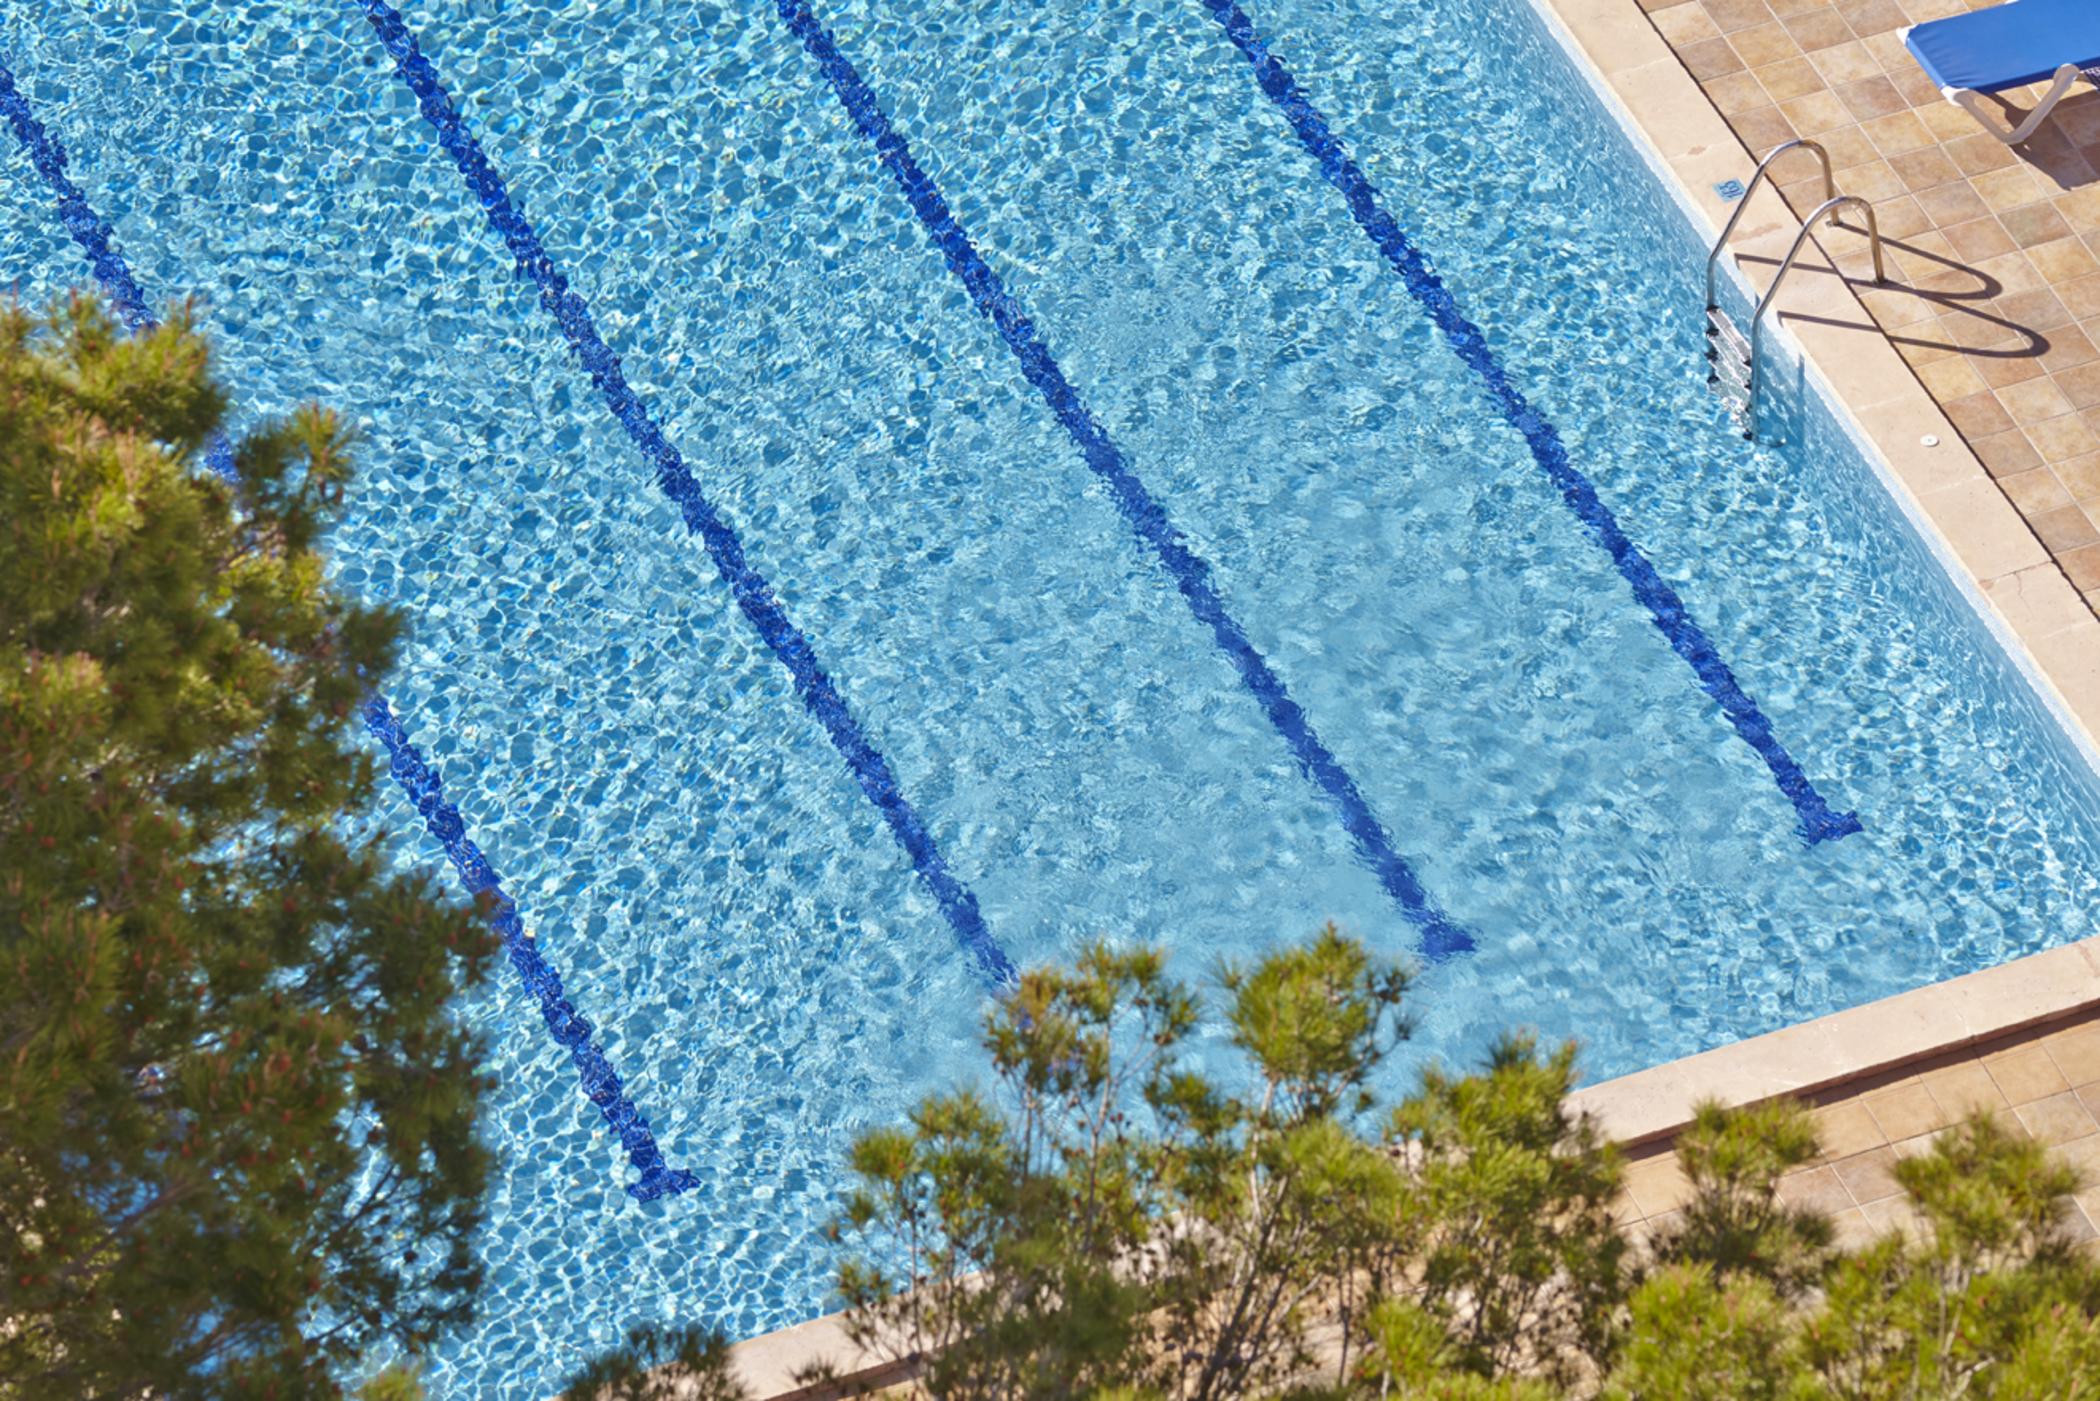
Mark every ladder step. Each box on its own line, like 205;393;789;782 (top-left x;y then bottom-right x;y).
1708;349;1752;391
1705;307;1749;359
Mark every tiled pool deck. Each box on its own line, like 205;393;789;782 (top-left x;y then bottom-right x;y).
1640;0;2100;611
1615;1003;2100;1247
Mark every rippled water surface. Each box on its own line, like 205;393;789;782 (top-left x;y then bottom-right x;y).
8;0;2100;1392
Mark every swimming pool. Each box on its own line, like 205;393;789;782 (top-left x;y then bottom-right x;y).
8;0;2100;1390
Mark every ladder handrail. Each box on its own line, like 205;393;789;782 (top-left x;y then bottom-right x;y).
1743;194;1886;439
1704;138;1834;310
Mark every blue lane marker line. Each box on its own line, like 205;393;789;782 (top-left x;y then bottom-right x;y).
363;700;699;1202
348;0;1020;989
777;0;1474;960
1200;0;1862;846
0;61;700;1202
0;66;239;483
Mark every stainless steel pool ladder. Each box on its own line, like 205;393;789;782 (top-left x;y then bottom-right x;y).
1705;140;1886;441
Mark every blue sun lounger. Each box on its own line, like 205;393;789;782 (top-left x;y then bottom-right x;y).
1902;0;2100;145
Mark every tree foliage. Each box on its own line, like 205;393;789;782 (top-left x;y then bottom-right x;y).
0;299;496;1398
806;931;2100;1399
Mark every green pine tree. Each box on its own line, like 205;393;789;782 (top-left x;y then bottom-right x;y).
0;298;496;1398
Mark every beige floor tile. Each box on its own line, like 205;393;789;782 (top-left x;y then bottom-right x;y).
1996;287;2077;332
1974;349;2049;390
1755;55;1827;103
1946;132;2021;177
1837;158;1906;202
1706;69;1775;115
1943;390;2015;437
1891;1127;1952;1159
1890;146;1962;191
1653;1;1725;46
1735;105;1799;150
2005;203;2078;249
1783;88;1856;134
1839;0;1908;36
1972;427;2043;476
1971;165;2049;212
1872;194;1932;238
2060;363;2100;411
1999;468;2075;517
1682;35;1749;79
1941;301;2021;344
2060;274;2100;318
1812;125;1879;170
1807;37;1878;83
1625;1153;1694;1218
2052;1129;2100;1184
2057;448;2100;497
1783;9;1854;50
1914;354;1987;399
1732;20;1802;67
1832;1145;1904;1203
2030;412;2100;462
1709;0;1780;31
2032;325;2100;371
2046;1022;2100;1083
1865;1082;1949;1139
1886;63;1941;108
1859;1193;1924;1240
1972;248;2047;293
2030;237;2100;283
2057;187;2100;234
2075;1185;2100;1234
1863;281;1938;327
1831;1205;1879;1248
2019;1091;2100;1145
1914;97;1978;143
1812;1100;1888;1157
1998;376;2077;425
1779;1164;1856;1214
1914;179;1991;230
2026;504;2098;552
1924;1060;2012;1120
1931;217;2015;264
2062;543;2100;590
1989;1043;2075;1103
1836;76;1907;122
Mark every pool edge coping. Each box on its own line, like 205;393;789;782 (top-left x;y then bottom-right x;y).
1565;931;2100;1148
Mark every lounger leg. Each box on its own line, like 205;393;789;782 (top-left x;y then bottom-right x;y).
1947;64;2084;145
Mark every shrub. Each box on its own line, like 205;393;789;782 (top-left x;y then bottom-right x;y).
806;932;2100;1399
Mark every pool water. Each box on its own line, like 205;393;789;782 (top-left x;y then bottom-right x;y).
8;0;2100;1391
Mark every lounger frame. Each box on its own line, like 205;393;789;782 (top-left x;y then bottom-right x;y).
1901;21;2097;146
